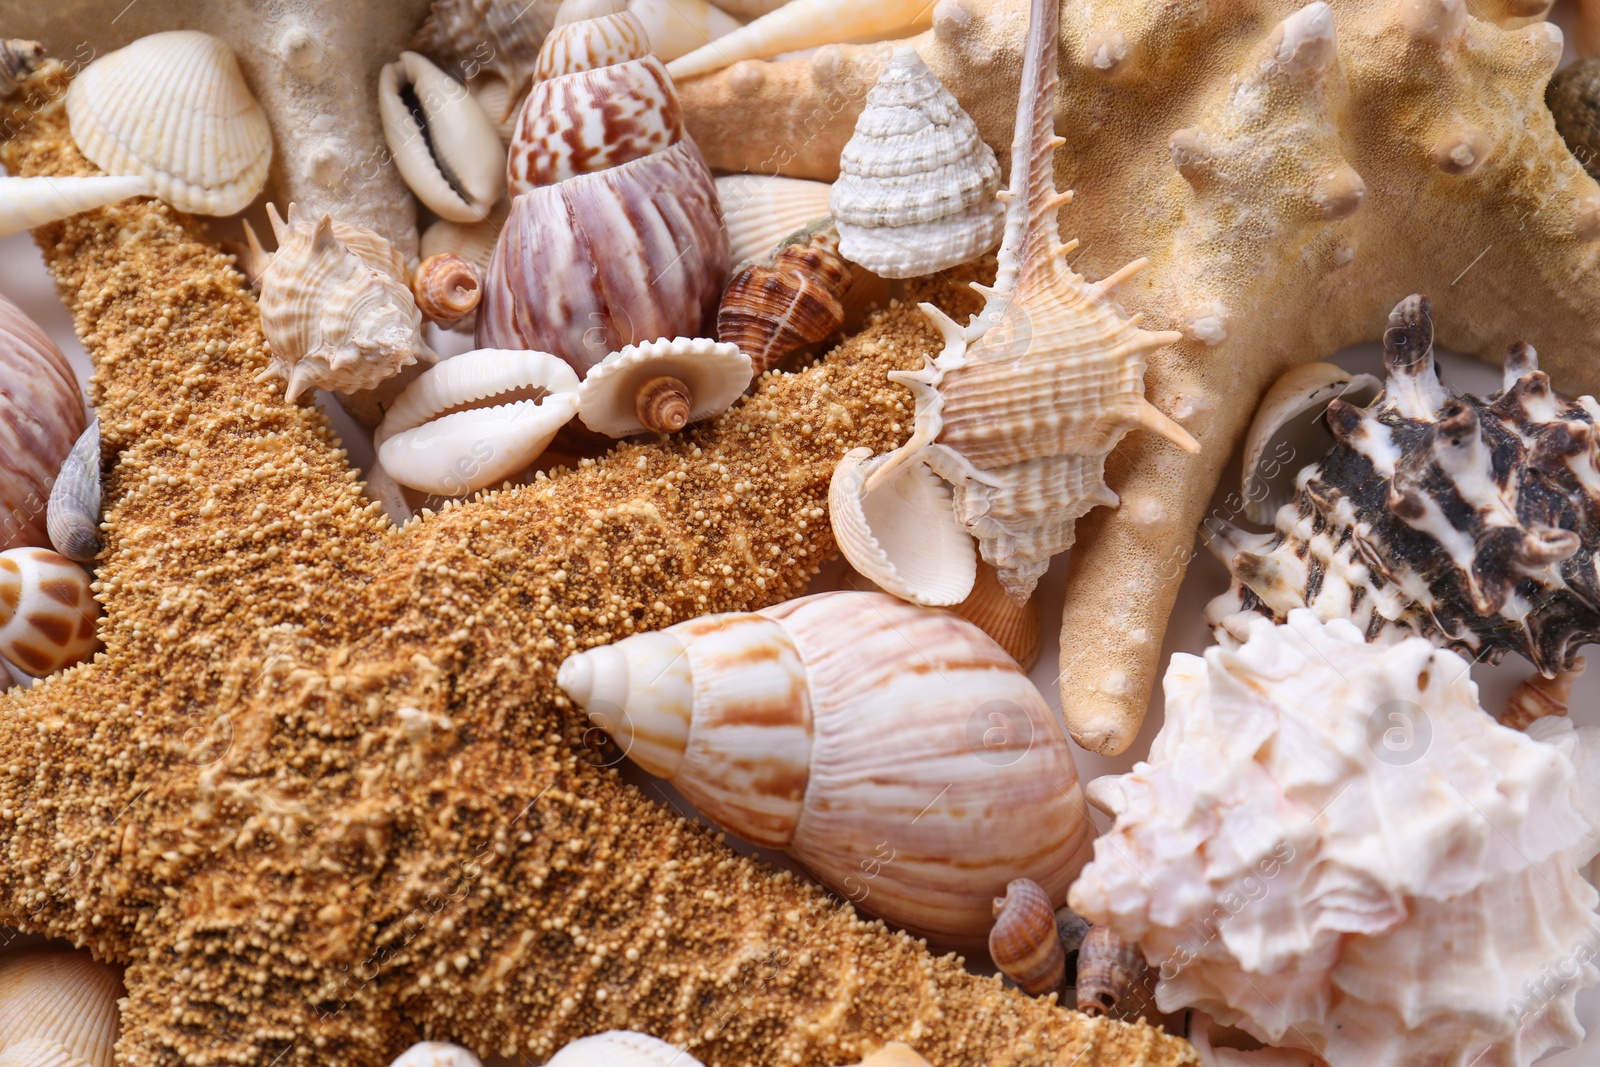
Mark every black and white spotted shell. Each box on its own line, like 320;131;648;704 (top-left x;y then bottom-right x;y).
1204;294;1600;675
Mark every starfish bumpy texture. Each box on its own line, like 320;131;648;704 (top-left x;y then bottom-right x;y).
0;103;1195;1067
677;0;1600;753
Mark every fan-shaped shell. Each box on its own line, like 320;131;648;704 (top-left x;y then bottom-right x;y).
47;419;102;562
0;548;100;676
379;52;506;223
715;174;834;268
389;1042;482;1067
0;948;124;1067
951;561;1040;670
576;336;750;437
420;200;509;275
545;1031;703;1067
829;46;1003;278
0;293;86;554
0;175;151;238
376;348;581;497
717;221;851;374
65;31;271;216
829;447;976;606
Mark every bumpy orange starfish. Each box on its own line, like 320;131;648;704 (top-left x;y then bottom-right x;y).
0;104;1194;1066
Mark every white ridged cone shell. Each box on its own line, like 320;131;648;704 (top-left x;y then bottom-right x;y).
715;174;834;266
829;447;976;606
1239;362;1380;524
0;175;151;237
380;51;507;223
420;200;510;275
47;418;102;562
545;1031;704;1067
557;590;1094;948
0;294;86;555
65;31;270;216
388;1042;483;1067
576;336;751;437
1070;610;1600;1067
828;46;1003;278
376;348;581;497
629;0;742;61
667;0;933;79
0;547;100;676
0;947;123;1067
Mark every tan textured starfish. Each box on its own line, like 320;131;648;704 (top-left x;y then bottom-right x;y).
0;103;1194;1067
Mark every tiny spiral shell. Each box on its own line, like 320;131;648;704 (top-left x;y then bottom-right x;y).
635;375;692;434
1076;924;1151;1019
0;40;45;98
412;254;484;328
988;878;1065;995
1503;659;1584;731
717;222;852;375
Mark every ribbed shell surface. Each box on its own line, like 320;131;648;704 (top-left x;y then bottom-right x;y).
0;948;123;1067
716;225;850;374
533;10;652;82
411;0;561;102
714;174;835;267
0;293;86;553
989;878;1066;994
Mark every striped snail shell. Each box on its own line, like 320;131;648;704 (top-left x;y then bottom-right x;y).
716;220;852;375
1076;924;1152;1019
989;878;1065;995
557;590;1094;948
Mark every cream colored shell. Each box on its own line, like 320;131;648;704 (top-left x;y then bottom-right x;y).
829;447;975;606
379;51;506;223
0;948;123;1067
576;336;751;437
419;199;509;274
667;0;933;79
628;0;741;62
1238;361;1380;524
545;1031;703;1067
388;1042;482;1067
829;46;1003;279
0;547;100;678
65;30;270;216
0;175;151;237
557;590;1094;948
715;174;833;266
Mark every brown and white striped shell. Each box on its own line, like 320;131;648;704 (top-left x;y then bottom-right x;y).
478;0;728;378
0;547;99;676
989;878;1065;995
0;293;86;554
717;221;851;375
1075;924;1151;1019
0;947;125;1067
557;590;1094;948
411;254;484;328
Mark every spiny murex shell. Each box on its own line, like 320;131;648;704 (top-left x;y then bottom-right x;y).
252;203;430;403
829;45;1003;279
1070;609;1600;1067
1206;294;1600;677
65;30;271;216
557;589;1094;948
0;547;101;676
0;946;124;1067
830;0;1198;603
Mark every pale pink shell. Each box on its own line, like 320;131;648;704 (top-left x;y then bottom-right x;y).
0;293;86;553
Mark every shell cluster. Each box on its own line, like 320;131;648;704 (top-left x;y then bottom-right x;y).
1206;295;1600;678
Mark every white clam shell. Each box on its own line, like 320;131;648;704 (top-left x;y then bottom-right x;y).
47;418;102;562
576;336;751;437
0;948;123;1067
667;0;933;79
0;175;151;237
830;46;1003;279
380;51;507;223
0;547;100;677
629;0;742;61
829;447;976;606
65;31;271;216
376;348;581;497
388;1042;483;1067
545;1031;704;1067
1239;361;1381;524
715;174;833;267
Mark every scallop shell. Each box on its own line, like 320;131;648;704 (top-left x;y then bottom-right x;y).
467;74;520;143
411;0;562;108
0;293;87;554
1206;295;1600;677
1070;609;1600;1066
989;878;1065;996
65;31;271;216
0;175;151;238
557;590;1095;948
951;561;1040;670
253;203;430;402
0;947;124;1067
831;1;1197;601
715;174;834;267
420;199;509;275
47;419;102;563
412;254;484;328
576;336;750;436
829;448;976;606
376;348;581;497
717;221;851;374
0;547;99;676
1238;361;1380;524
629;0;742;62
388;1042;482;1067
0;39;45;99
829;46;1003;279
667;0;934;79
379;52;507;223
546;1032;703;1067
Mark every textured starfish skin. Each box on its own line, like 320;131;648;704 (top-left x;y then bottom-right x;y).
677;0;1600;753
0;108;1194;1067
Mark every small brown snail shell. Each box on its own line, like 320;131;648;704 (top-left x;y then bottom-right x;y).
988;878;1065;996
1076;924;1152;1019
717;221;852;375
1503;658;1584;731
634;375;692;434
412;253;484;328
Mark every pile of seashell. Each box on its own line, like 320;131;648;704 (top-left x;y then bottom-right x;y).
11;0;1600;1064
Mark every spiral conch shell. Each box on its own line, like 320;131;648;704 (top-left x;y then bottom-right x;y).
557;590;1095;948
831;0;1198;603
0;547;100;676
251;203;430;403
1070;609;1600;1067
411;254;484;329
0;947;125;1067
0;293;86;555
829;46;1004;279
65;31;271;216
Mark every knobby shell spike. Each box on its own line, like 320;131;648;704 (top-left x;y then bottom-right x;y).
1238;361;1380;524
0;40;45;98
545;1031;704;1067
388;1042;483;1067
951;561;1040;670
0;175;151;237
667;0;934;79
629;0;742;62
989;878;1066;995
718;221;852;374
830;46;1003;279
0;947;124;1067
557;590;1095;948
376;348;582;497
0;294;86;555
1075;925;1151;1019
715;174;834;267
379;52;507;223
65;31;271;216
411;254;484;328
831;0;1198;602
47;419;102;563
829;447;976;606
0;547;99;676
575;337;751;437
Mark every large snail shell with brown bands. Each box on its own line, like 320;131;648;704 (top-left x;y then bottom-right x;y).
557;590;1094;948
0;293;86;554
989;878;1065;995
717;221;852;375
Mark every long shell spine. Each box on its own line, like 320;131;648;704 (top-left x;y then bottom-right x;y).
1205;294;1600;675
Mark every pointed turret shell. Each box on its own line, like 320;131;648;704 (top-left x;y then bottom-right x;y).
0;548;99;676
47;419;102;563
0;948;124;1067
380;51;507;223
